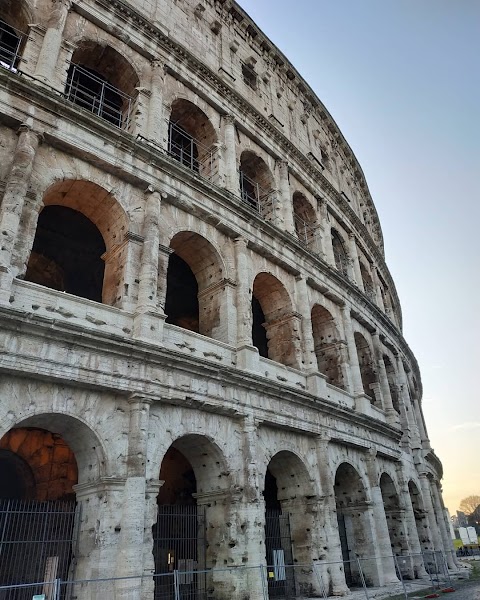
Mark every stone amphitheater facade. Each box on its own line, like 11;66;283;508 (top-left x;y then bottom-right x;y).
0;0;454;597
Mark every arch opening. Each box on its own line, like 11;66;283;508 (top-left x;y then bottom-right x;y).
293;192;317;250
0;2;30;71
360;263;376;302
264;452;317;598
354;332;376;402
311;305;345;389
65;43;139;129
0;427;79;589
165;232;225;341
334;462;374;588
168;99;218;178
239;151;275;220
380;474;406;557
331;229;349;277
383;356;400;413
24;180;128;306
25;205;106;302
252;273;299;368
408;481;432;551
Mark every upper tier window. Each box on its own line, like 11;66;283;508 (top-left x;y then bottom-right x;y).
0;18;22;71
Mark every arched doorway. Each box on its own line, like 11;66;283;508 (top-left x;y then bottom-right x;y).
292;192;317;251
311;304;344;388
264;451;318;598
24;180;128;306
165;232;226;341
380;474;406;556
331;229;349;276
354;332;376;402
334;462;375;588
0;427;78;590
0;2;30;71
153;435;232;599
252;273;300;368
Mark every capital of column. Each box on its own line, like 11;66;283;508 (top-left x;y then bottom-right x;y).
224;113;236;126
128;393;154;407
49;0;72;29
233;236;248;250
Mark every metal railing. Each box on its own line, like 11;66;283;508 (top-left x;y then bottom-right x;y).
64;64;134;130
239;170;278;221
167;121;219;182
0;550;461;600
293;214;319;250
0;20;23;72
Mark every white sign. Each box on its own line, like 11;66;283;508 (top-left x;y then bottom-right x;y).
32;595;46;600
459;527;470;545
467;526;478;544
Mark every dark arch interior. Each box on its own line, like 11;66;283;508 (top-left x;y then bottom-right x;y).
0;18;21;69
252;295;268;358
25;205;106;302
165;253;200;332
158;446;197;506
264;468;281;511
0;449;35;500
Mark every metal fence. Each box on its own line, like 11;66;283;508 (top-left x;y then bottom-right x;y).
0;550;462;600
239;171;278;222
0;19;23;71
167;121;220;183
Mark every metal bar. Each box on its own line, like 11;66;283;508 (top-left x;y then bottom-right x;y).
356;557;370;600
393;554;408;600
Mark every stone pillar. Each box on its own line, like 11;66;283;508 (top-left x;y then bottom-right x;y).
348;233;363;289
418;472;443;551
365;450;399;585
430;479;456;569
11;193;40;278
0;125;41;303
147;61;168;146
394;465;428;577
314;435;350;596
115;395;152;598
277;160;295;234
34;0;71;86
372;333;399;425
223;115;239;195
371;265;385;311
295;276;317;372
340;304;363;396
234;237;259;371
318;200;335;265
395;356;421;449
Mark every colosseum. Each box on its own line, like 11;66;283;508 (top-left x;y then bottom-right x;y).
0;0;455;598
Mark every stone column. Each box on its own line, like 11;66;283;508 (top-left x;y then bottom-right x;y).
430;479;456;569
372;333;399;425
340;304;363;396
318;200;334;265
115;395;152;598
395;356;421;449
147;61;168;147
295;276;317;372
134;190;165;341
0;125;41;303
277;160;295;234
348;233;363;289
314;435;350;596
34;0;72;87
234;237;259;371
156;244;174;314
371;265;385;311
418;472;443;551
223;115;239;195
365;450;399;585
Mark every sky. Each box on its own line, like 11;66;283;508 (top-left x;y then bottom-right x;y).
237;0;480;514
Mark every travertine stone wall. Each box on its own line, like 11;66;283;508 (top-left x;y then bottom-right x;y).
0;0;454;597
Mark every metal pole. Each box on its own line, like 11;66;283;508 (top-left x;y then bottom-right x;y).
174;569;180;600
259;565;269;600
312;562;328;599
355;557;370;600
393;555;408;600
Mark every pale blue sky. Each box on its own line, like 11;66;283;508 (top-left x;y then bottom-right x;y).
238;0;480;512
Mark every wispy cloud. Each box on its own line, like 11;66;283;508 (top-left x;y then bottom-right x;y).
451;422;480;431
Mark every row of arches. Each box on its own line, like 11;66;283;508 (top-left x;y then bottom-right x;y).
18;179;408;403
0;420;437;594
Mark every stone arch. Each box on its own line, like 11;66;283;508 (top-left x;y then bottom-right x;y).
380;473;407;555
360;262;375;301
252;272;299;367
383;355;400;413
0;0;31;69
24;179;128;306
331;228;349;276
264;450;318;596
292;192;317;249
239;150;275;219
65;40;140;129
334;462;375;587
165;231;227;341
154;434;233;588
354;332;376;401
168;98;218;177
408;480;432;550
311;304;344;388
